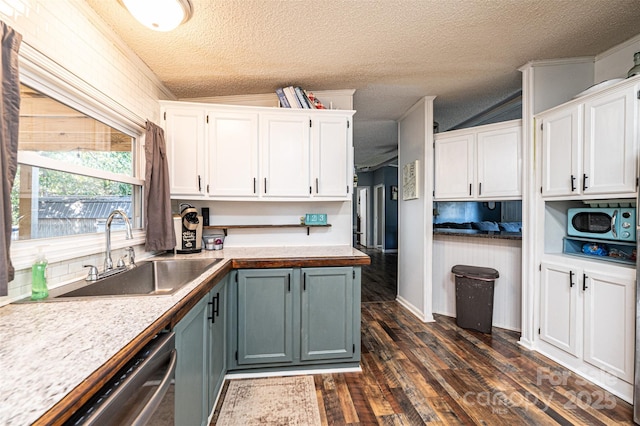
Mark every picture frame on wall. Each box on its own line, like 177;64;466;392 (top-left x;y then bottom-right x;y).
402;160;418;200
390;185;398;200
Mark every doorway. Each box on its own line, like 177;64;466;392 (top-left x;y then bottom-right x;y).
373;184;385;249
357;187;369;247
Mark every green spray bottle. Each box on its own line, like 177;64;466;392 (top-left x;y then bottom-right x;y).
31;247;48;300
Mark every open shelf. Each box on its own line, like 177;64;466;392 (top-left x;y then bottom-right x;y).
204;224;332;236
563;236;636;266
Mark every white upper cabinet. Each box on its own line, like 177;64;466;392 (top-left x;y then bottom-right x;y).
539;80;638;199
434;133;474;199
160;101;354;201
583;86;637;195
434;120;522;200
207;111;259;197
312;116;352;198
163;106;206;197
260;113;311;198
476;125;522;198
540;105;582;197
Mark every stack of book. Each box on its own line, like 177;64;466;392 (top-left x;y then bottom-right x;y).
275;86;326;109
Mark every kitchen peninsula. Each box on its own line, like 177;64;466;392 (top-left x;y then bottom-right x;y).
0;246;369;426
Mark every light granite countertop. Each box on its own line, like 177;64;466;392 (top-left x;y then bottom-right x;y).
0;246;368;426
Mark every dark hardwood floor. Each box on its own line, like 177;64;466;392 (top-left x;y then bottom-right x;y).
213;248;634;425
358;246;397;303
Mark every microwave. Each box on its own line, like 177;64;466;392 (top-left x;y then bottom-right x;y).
567;207;636;242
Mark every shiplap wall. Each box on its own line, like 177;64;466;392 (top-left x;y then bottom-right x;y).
432;234;522;331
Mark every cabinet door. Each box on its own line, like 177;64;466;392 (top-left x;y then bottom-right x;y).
434;133;474;199
207;111;259;197
163;107;205;196
312;116;351;198
540;106;582;197
174;294;209;426
476;125;521;198
583;270;635;383
583;86;637;196
301;267;354;361
261;114;311;197
237;269;295;364
539;262;579;357
208;278;227;413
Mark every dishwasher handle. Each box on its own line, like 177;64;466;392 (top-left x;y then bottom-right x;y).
131;348;177;426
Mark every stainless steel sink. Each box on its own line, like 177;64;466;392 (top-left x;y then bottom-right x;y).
33;257;222;301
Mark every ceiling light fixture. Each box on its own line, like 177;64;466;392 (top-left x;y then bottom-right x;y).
120;0;193;32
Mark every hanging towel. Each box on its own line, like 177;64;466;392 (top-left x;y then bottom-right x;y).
144;121;176;252
0;21;21;296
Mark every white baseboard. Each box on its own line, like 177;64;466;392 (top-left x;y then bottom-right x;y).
224;366;362;380
396;296;435;323
382;248;398;253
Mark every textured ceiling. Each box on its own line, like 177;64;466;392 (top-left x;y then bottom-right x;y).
85;0;640;170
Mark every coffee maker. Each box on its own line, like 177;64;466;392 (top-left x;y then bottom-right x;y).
173;203;203;254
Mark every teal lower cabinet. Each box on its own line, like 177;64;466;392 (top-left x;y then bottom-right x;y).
230;267;361;371
207;274;227;413
175;274;228;426
236;268;295;365
301;267;359;361
174;291;209;426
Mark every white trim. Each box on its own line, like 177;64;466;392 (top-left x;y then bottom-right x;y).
19;43;146;136
10;230;145;271
373;184;385;249
382;248;398;253
595;33;640;62
518;57;594;72
396;295;434;323
18;152;144;186
223;366;362;380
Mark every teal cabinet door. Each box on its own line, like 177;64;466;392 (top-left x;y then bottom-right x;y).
174;294;209;426
208;277;227;413
237;269;295;365
301;267;356;361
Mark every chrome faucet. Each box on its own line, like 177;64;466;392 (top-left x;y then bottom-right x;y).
105;209;133;271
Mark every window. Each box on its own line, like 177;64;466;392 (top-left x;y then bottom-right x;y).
11;84;143;241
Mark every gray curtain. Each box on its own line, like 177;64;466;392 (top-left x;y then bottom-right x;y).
0;21;21;296
144;121;176;251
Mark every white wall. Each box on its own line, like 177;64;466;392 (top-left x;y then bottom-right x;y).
0;0;170;305
397;96;435;322
178;200;352;246
432;235;522;331
595;33;640;82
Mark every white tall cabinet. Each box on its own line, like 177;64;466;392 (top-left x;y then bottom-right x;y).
534;76;639;402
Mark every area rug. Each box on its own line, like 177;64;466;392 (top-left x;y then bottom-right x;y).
216;376;321;425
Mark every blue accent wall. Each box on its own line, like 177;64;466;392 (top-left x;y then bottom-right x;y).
355;166;398;250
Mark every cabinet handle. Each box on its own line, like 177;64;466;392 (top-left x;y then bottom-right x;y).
583;274;588;291
303;273;306;291
287;274;291;292
469;183;472;196
214;292;220;318
207;184;210;193
264;177;267;194
479;182;482;196
315;178;319;193
583;174;588;191
570;174;576;192
253;177;256;194
569;270;574;288
198;175;202;192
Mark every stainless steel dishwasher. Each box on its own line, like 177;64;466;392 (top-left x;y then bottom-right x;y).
64;331;176;426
